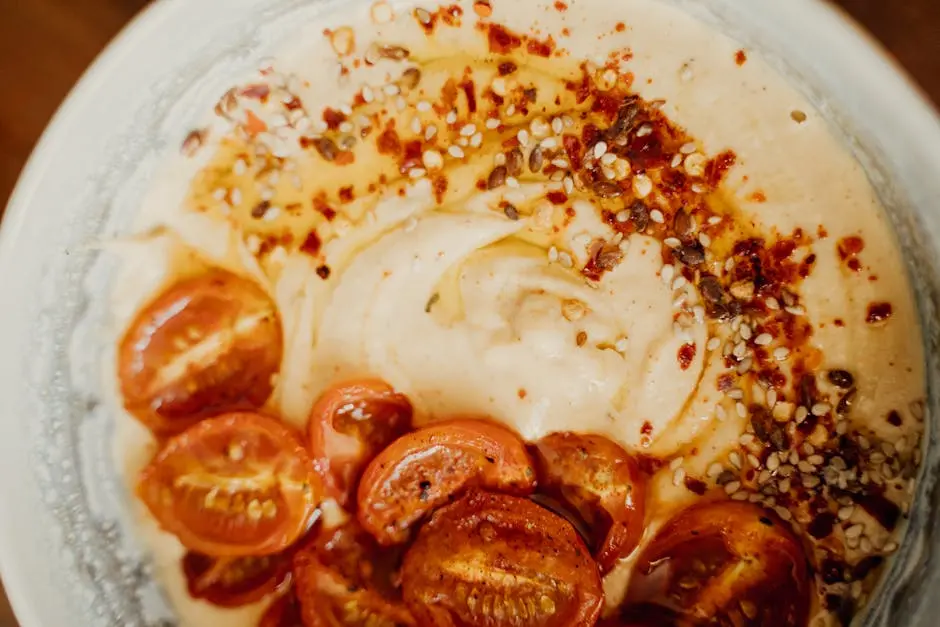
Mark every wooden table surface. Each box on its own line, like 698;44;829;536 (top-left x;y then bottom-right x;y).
0;0;938;625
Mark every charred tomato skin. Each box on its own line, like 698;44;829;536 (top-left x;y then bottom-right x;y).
307;379;413;507
401;490;604;627
631;500;811;627
357;418;536;545
532;431;647;572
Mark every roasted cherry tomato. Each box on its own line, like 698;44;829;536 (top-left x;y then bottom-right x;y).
532;432;646;572
308;379;413;507
631;500;811;627
259;591;304;627
598;603;684;627
138;412;321;556
182;550;291;607
294;523;415;627
401;490;604;627
357;419;536;545
119;269;283;434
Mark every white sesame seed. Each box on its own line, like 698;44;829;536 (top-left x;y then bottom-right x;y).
811;403;832;417
736;402;747;418
672;276;688;291
845;524;864;539
765;297;780;310
673;467;687;486
884;542;899;553
691;183;705;194
661;264;675;284
416;100;432;112
773;347;790;361
728;388;744;400
633;174;653;199
460;123;476;137
505;104;516;117
551;117;564;134
664;237;681;249
233;159;247;176
616;210;630;223
739;324;752;340
409;167;427;179
670;456;685;471
698;232;712;247
563;177;574;195
693;306;705;323
470;132;483;148
383;83;401;96
448;145;465;159
684;153;706;177
425;125;438;141
615;337;629;353
491;77;507;96
551;158;570;169
707;337;721;351
671;154;683;168
733;341;747;359
423;150;443;170
339;121;355;134
494;153;507;167
558;251;573;268
517;129;530;146
506;176;520;189
650;209;665;223
754;333;773;346
593;141;608;159
636;124;653;138
707;463;723;477
548;246;559;262
722;480;740;495
485;117;500;130
600;152;617;166
680;142;697;155
529;117;550;138
231;188;243;206
785;306;806;316
410;117;423;134
729;452;742;469
715;404;727;421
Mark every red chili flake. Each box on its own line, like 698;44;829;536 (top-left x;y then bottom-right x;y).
591;93;622;118
628;132;671;170
866;302;893;324
322;108;346;130
834;318;845;327
526;36;555;58
517;388;528;399
432;176;449;204
677;343;696;370
561;27;570;37
284;96;303;111
887;410;903;427
316;265;332;280
615;22;626;32
683;477;707;495
704;150;737;187
338;186;355;204
837;236;865;260
487;24;522;53
376;123;401;155
562;134;583;165
640;421;653;437
735;50;748;66
240;84;271;101
300;231;322;256
546;191;568;205
717;373;734;392
313;195;336;221
554;0;568;11
748;190;767;203
439;78;460;115
334;151;355;166
497;61;518;76
565;67;593;104
459;79;478;113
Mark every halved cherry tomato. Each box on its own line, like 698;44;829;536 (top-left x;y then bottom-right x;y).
308;379;413;507
138;412;321;556
259;592;304;627
182;550;292;607
293;523;415;627
631;500;811;627
119;269;283;435
533;432;646;573
357;419;536;545
401;490;604;627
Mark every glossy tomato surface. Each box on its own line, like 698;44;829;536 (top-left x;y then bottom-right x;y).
138;412;321;556
533;432;646;572
631;500;811;627
119;269;282;434
308;379;413;507
182;550;291;607
293;522;415;627
357;419;536;545
401;490;604;627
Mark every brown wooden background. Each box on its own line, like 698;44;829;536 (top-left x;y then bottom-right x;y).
0;0;938;625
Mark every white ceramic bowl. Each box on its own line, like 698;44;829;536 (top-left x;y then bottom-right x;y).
1;0;939;625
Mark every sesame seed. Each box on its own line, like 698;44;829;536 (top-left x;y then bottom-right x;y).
460;123;477;137
491;77;507;96
707;337;720;351
601;152;617;166
698;232;712;247
680;142;697;155
410;117;423;134
785;306;806;316
884;542;899;553
733;341;747;359
693;306;705;323
736;402;747;418
706;463;723;478
731;491;749;501
728;388;744;400
416;100;432;112
448;145;465;159
673;467;687;486
505;104;516;116
739;324;752;340
551;158;570;169
423;150;443;170
563;176;574;195
747;454;761;468
767;390;777;407
445;111;458;124
754;333;773;346
615;337;629;353
231;188;243;206
551;117;564;134
593;141;608;159
470;133;483;148
670;456;684;470
409;168;427;179
729;452;742;469
661;264;675;284
773;347;790;361
845;524;864;539
485;118;500;130
616;210;630;223
494;153;507;166
670;154;682;168
724;480;741;494
715;404;727;421
775;506;792;521
650;209;665;223
672;276;688;291
636;124;653;137
425;125;438;140
383;83;401;96
548;246;559;262
517;129;530;146
664;237;681;249
633;174;653;198
233;158;247;175
795;406;808;423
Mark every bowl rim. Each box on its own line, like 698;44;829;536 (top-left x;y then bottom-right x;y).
2;0;940;625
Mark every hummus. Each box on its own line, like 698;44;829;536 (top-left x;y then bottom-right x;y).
107;1;926;626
